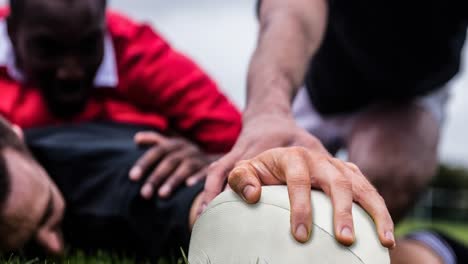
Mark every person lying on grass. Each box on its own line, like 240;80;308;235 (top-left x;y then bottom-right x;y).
1;119;468;264
0;119;205;260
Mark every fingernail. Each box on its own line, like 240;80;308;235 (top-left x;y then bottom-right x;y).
201;203;207;212
295;224;309;242
159;185;171;197
130;167;141;180
385;231;395;244
242;185;255;201
141;184;153;199
187;178;197;186
341;226;353;239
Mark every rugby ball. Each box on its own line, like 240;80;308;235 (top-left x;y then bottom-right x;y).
189;186;389;264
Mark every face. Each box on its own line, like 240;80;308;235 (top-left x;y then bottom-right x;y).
1;147;65;255
7;0;106;118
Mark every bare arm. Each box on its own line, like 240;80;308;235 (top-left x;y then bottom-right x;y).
245;0;327;119
201;0;395;248
203;0;330;207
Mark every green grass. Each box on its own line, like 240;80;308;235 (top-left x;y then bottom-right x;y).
0;254;184;264
1;221;467;263
0;249;187;264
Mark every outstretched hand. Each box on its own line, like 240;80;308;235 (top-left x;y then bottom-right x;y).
201;114;395;248
228;147;395;248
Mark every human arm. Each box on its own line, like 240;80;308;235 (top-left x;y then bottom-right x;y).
246;0;327;119
203;0;328;202
201;0;396;248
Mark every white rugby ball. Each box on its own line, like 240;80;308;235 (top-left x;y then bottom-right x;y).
189;186;389;264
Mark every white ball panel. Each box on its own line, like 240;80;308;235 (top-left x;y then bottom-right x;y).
189;186;389;264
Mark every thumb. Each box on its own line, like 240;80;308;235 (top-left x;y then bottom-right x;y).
202;151;241;207
228;160;262;204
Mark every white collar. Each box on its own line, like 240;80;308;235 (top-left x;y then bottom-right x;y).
0;19;118;87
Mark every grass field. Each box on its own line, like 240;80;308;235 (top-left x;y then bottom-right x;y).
1;219;466;264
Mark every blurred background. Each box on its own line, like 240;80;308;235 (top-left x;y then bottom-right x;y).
1;0;467;237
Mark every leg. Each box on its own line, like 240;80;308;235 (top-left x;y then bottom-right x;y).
391;230;466;264
391;239;444;264
347;103;440;222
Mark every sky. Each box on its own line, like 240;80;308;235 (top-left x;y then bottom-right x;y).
1;0;467;165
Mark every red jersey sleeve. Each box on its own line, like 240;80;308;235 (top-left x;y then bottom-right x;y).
108;13;241;153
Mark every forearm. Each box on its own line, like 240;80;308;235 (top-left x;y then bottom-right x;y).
245;0;327;119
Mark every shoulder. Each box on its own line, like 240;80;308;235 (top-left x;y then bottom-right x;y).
106;10;169;63
106;10;166;44
105;10;172;80
106;11;140;38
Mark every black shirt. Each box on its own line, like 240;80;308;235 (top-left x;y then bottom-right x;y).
25;123;204;261
306;0;468;115
258;0;468;115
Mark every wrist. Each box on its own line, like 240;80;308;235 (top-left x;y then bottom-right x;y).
244;80;296;121
243;102;293;121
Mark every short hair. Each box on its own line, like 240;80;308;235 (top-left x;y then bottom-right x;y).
9;0;107;18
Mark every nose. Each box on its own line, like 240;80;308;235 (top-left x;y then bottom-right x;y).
36;229;65;255
56;57;85;81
